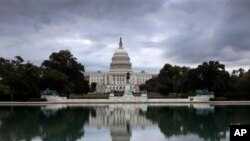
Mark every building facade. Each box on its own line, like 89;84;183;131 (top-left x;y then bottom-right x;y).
87;38;156;93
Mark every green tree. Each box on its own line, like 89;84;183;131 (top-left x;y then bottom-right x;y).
157;64;189;95
0;56;41;100
139;77;158;92
42;50;89;95
187;61;231;97
90;82;97;92
0;84;10;95
40;69;68;95
234;70;250;99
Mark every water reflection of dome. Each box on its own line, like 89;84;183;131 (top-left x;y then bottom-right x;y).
110;123;131;141
88;105;153;141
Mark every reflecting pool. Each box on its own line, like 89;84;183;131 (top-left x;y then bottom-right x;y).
0;104;250;141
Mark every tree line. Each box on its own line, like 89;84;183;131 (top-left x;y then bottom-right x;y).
0;50;89;101
1;50;249;100
140;61;250;100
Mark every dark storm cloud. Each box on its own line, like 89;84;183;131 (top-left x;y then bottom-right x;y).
0;0;249;72
0;0;163;26
157;0;250;70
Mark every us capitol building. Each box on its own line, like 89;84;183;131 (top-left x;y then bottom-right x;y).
86;38;156;93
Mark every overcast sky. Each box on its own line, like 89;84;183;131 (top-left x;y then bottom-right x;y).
0;0;250;73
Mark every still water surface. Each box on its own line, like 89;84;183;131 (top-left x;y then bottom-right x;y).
0;104;250;141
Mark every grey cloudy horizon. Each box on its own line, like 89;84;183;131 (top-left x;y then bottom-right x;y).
0;0;250;73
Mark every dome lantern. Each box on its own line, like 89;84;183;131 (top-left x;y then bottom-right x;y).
119;37;123;49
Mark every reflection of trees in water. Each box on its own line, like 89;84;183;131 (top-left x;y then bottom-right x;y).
146;106;250;141
0;106;91;141
1;105;250;141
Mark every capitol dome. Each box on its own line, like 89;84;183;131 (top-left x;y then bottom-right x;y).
110;38;132;72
